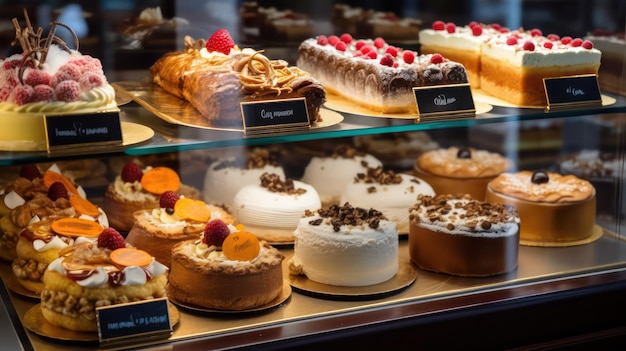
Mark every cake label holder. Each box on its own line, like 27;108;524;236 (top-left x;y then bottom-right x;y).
240;97;311;136
413;83;476;121
96;297;173;346
543;74;603;111
43;109;124;156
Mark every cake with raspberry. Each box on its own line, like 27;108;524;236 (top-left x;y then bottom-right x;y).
288;203;398;286
409;194;520;277
485;171;597;246
168;219;284;310
420;21;602;106
40;228;168;332
414;146;512;200
584;29;625;95
125;191;235;268
150;29;326;126
0;13;117;151
296;33;468;114
331;4;421;41
203;147;285;211
102;161;199;232
340;166;435;234
232;172;321;243
300;144;382;206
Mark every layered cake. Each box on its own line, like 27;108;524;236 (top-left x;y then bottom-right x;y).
168;219;284;310
121;6;190;50
289;202;398;286
232;173;321;243
103;162;199;232
409;194;520;276
40;228;168;332
414;146;512;200
203;147;285;210
420;21;602;106
332;4;421;41
240;2;314;42
340;166;435;233
126;191;235;268
150;29;326;126
0;12;117;151
297;34;468;113
12;215;105;294
300;144;382;206
584;30;625;94
485;171;596;245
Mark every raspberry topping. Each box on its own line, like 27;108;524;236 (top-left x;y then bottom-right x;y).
54;64;81;83
48;181;69;200
570;38;583;47
328;35;340;46
385;46;398;57
543;41;554;49
522;41;535;51
379;53;394;67
530;28;542;37
355;40;366;50
202;219;231;247
506;36;518;45
360;45;373;54
159;190;180;209
32;84;55;102
316;35;328;46
445;22;456;33
402;50;415;64
340;33;353;44
121;162;143;183
366;50;378;59
97;228;126;251
547;34;560;41
19;165;41;181
24;70;51;87
205;29;235;55
79;73;105;91
430;53;444;64
373;37;385;48
432;20;445;30
582;40;594;49
54;80;80;102
471;25;483;36
335;41;347;51
560;36;572;45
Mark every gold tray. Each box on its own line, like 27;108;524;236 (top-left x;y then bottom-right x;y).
5;274;40;300
520;224;604;247
471;89;617;109
113;81;343;132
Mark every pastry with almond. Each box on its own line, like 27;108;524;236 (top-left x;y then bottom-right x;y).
40;228;168;332
103;162;200;232
168;219;284;311
126;191;235;268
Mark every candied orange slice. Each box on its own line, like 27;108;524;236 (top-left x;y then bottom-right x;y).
43;170;79;195
174;198;212;222
110;248;153;267
69;194;101;217
222;231;260;261
51;218;103;237
140;167;181;195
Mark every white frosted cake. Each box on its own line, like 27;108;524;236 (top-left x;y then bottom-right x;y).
289;202;398;286
232;173;321;243
300;145;382;206
340;166;435;233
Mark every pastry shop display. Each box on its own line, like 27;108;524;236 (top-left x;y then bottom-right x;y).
150;28;326;126
121;6;190;50
240;2;314;43
485;170;597;246
297;33;468;114
288;202;398;286
11;215;107;294
126;191;235;268
409;194;520;277
584;29;625;94
420;21;601;106
353;131;439;171
203;147;285;211
340;166;435;234
0;165;105;262
40;227;168;332
232;173;321;243
0;11;118;151
103;161;200;232
332;4;421;41
300;144;382;206
168;219;285;311
558;149;621;219
414;147;512;200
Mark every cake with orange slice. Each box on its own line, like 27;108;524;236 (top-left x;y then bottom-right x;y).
0;166;106;262
103;162;200;231
168;219;284;310
126;191;235;268
40;227;168;332
11;215;106;294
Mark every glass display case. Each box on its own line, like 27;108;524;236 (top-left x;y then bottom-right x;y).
1;1;625;350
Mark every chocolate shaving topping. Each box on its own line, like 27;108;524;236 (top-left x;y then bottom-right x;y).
305;202;387;232
354;166;403;185
330;144;365;159
259;172;306;195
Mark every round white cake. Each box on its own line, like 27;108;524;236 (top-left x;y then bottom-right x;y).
232;173;321;243
289;203;398;286
340;167;435;234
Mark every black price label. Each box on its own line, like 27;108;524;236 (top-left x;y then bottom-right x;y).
413;83;476;121
241;98;310;135
97;298;172;345
544;74;602;111
44;110;123;154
